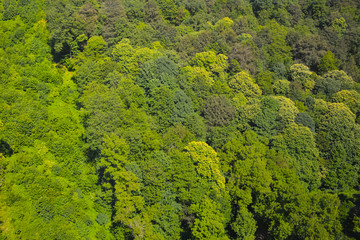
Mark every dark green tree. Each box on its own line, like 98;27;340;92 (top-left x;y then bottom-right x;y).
203;95;236;127
171;89;194;124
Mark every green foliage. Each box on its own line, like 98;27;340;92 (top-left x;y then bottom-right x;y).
292;34;328;70
169;141;230;238
256;71;274;95
231;207;257;240
184;141;225;192
189;197;229;240
273;79;290;95
74;58;114;91
81;83;125;151
191;51;229;80
254;159;342;239
242;96;299;137
184;113;207;141
0;13;111;238
137;56;179;92
274;96;299;126
162;124;195;151
113;39;159;78
290;64;316;93
2;1;360;239
318;51;341;75
295;112;315;132
113;73;146;108
229;71;262;98
316;102;360;190
271;123;321;189
171;89;194;124
156;0;189;24
147;85;174;130
203;95;236;127
332;90;360;116
84;36;108;57
99;133;145;237
251;96;280;138
219;131;270;238
315;70;355;97
256;20;293;76
182;66;214;101
139;151;171;205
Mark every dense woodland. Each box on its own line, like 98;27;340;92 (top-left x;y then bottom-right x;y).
0;0;360;239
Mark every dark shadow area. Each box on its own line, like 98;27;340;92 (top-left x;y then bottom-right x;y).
85;147;100;164
180;205;195;240
0;140;13;157
339;193;360;239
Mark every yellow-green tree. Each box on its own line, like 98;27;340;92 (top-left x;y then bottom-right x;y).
229;71;262;99
99;133;146;238
184;141;225;193
191;51;229;80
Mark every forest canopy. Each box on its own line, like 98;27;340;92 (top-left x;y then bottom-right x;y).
1;0;360;239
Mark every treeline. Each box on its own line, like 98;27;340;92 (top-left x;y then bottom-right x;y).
0;0;360;239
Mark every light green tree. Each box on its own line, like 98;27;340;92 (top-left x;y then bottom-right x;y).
229;71;262;99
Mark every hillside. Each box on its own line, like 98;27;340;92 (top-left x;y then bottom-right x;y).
1;0;360;239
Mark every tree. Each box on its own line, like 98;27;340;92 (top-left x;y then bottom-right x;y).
184;113;207;141
137;56;179;93
183;142;229;238
290;64;315;91
220;131;270;239
256;71;275;95
273;79;290;95
76;3;98;38
238;95;299;138
0;13;113;237
229;43;258;75
80;83;125;152
99;133;145;238
112;39;159;79
274;96;299;127
295;112;315;132
84;36;107;57
332;90;360;117
73;36;114;91
156;0;187;24
315;70;355;97
255;20;292;76
99;0;126;43
3;1;360;239
316;102;360;190
171;89;194;124
318;51;341;74
144;0;163;23
203;95;236;127
255;174;342;239
170;142;229;238
189;197;229;240
271;123;321;189
45;0;89;60
229;71;262;99
292;34;328;70
112;38;138;75
304;0;329;28
251;96;280;138
231;206;257;240
139;151;171;205
191;51;229;80
184;141;225;192
108;72;146;108
182;66;214;100
147;85;174;130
